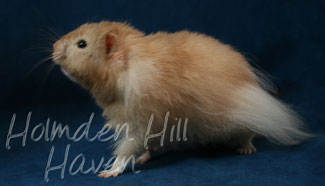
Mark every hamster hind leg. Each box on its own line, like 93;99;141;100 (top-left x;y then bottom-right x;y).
233;131;256;155
237;140;256;155
136;151;151;164
230;130;256;155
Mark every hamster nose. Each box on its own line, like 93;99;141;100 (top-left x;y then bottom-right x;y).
53;41;67;55
53;41;60;50
52;40;67;62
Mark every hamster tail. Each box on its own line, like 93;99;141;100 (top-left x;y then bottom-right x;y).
228;84;312;145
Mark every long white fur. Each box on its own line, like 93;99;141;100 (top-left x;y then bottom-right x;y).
229;84;311;145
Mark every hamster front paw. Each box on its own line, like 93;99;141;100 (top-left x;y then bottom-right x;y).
98;167;123;178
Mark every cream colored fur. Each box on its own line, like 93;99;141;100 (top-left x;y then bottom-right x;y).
52;21;311;178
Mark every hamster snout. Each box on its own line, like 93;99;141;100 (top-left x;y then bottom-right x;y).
52;40;67;63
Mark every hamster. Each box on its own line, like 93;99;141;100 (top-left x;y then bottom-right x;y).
52;21;311;178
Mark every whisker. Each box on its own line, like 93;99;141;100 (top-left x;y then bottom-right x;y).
36;62;57;88
25;55;53;80
38;28;60;42
32;6;62;41
32;62;57;103
53;19;64;38
47;26;61;41
37;46;54;53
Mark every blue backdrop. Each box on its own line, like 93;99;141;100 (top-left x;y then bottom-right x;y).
1;0;324;185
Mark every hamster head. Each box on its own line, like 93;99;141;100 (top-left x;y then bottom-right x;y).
52;21;143;103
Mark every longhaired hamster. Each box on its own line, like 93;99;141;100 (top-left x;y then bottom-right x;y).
52;21;311;178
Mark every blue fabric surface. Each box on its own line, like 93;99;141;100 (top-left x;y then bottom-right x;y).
1;0;324;185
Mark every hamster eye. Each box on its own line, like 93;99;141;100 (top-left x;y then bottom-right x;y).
77;40;87;48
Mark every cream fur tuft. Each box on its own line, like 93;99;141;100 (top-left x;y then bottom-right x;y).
229;85;311;145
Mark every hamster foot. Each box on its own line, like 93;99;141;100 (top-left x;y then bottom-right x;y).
136;151;151;164
237;142;256;155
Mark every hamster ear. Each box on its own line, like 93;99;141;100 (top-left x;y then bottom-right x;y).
105;33;118;55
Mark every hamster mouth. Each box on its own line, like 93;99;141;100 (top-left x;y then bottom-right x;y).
52;52;66;64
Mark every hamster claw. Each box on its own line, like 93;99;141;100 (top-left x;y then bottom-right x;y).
98;168;122;179
237;142;256;155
